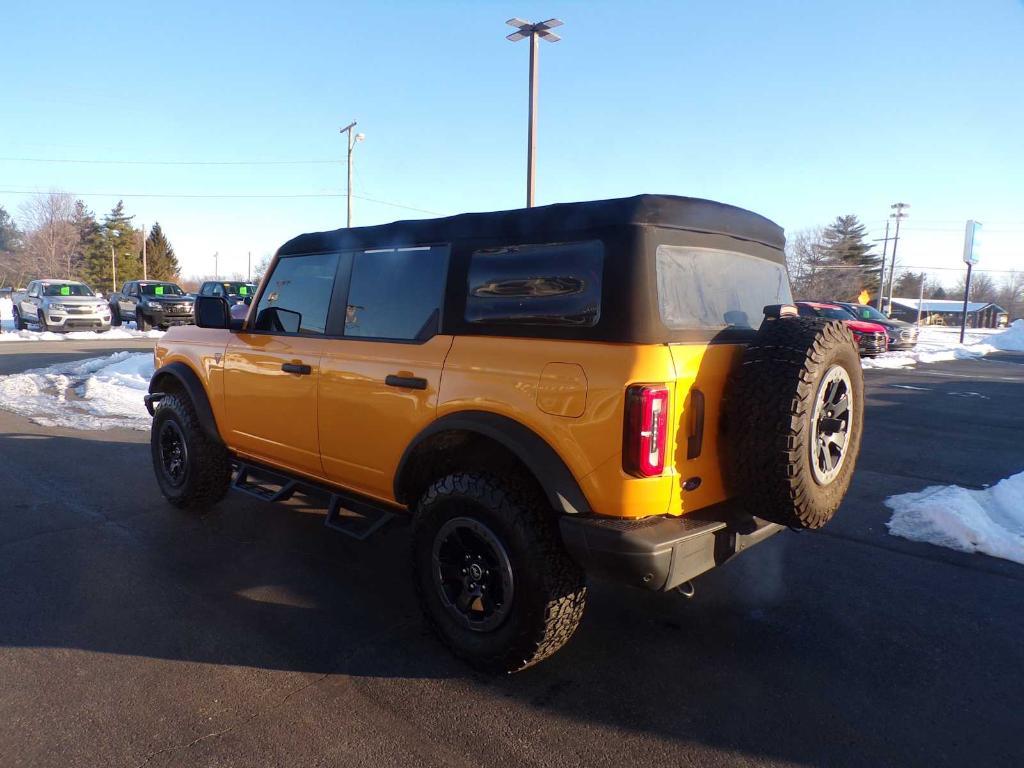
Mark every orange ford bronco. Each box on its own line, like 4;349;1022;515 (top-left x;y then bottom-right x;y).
146;195;864;672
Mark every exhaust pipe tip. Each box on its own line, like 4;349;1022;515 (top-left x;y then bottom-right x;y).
675;580;695;599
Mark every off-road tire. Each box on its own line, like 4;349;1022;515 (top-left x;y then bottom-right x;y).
136;310;152;332
412;472;587;674
110;303;122;326
725;316;864;529
13;307;26;331
151;393;231;510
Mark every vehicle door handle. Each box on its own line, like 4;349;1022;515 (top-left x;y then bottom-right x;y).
281;363;312;375
385;374;428;390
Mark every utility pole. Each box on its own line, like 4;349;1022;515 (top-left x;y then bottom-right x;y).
874;220;890;311
248;251;252;282
885;203;910;313
506;18;563;207
142;224;148;280
213;252;218;280
110;244;117;293
339;121;365;227
916;272;926;326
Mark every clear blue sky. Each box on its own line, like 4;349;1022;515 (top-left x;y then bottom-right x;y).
2;0;1022;285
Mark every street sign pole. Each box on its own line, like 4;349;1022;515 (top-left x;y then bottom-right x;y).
959;220;981;344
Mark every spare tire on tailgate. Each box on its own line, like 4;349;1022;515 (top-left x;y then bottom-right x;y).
725;314;864;529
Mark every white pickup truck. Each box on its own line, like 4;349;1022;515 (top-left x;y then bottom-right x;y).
12;279;111;333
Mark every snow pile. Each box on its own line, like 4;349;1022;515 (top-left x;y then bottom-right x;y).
885;471;1024;565
862;320;1024;369
0;324;163;342
986;319;1024;352
0;352;154;430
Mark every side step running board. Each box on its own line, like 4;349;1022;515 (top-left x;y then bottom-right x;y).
231;461;396;541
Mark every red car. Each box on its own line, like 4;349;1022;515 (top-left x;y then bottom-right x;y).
795;301;888;357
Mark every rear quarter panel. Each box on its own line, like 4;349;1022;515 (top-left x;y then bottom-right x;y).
439;337;679;518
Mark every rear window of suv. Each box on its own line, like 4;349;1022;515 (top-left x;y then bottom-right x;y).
466;240;603;327
656;245;792;330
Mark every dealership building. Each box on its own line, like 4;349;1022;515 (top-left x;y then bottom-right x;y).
888;298;1009;328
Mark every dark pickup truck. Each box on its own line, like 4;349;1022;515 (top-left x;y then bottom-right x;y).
109;280;195;331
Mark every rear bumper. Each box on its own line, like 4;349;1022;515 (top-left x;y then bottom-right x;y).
559;508;783;592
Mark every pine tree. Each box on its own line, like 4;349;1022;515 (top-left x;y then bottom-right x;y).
820;215;881;299
0;205;26;287
144;222;180;281
105;200;142;285
70;201;102;286
76;201;143;293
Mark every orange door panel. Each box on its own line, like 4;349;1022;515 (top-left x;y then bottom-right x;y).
318;335;454;502
223;333;326;477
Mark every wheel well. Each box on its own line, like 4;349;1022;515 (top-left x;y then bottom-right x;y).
151;371;185;398
396;430;542;509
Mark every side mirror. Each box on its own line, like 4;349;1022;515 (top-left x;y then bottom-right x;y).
194;296;231;329
244;295;253;306
255;306;302;334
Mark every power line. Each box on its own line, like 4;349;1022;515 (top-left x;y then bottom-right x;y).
0;156;339;166
0;188;444;216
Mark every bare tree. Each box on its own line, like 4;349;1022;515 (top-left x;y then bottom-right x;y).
998;270;1024;318
952;271;998;304
19;192;80;279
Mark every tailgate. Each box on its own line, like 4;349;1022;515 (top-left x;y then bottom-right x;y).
667;342;746;515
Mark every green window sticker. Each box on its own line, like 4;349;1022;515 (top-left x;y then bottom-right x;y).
239;285;249;295
60;285;70;296
154;285;164;296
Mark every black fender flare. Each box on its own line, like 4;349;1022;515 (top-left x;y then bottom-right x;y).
394;411;591;515
147;362;224;446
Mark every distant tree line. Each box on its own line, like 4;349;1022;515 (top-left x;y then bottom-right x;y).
786;213;1023;318
0;192;180;292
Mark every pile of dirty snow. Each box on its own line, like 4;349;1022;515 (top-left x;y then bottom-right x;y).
0;352;154;430
885;470;1024;566
0;322;163;342
863;320;1024;369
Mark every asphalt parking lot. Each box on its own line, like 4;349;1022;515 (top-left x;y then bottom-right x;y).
1;342;1022;768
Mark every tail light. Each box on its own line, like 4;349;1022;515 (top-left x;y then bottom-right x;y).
624;385;669;477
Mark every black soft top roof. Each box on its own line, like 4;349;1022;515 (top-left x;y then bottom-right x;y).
278;194;784;256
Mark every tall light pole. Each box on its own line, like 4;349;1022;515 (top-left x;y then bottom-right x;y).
213;251;219;280
873;220;890;311
340;121;365;227
506;18;563;207
884;202;910;313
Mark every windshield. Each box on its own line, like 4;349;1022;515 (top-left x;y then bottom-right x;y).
223;282;255;297
844;304;888;322
801;304;852;320
656;246;792;329
43;283;93;297
140;283;184;296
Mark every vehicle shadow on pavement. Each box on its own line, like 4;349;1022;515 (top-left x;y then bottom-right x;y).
1;429;1022;767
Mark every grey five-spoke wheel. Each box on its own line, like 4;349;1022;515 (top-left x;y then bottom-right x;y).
432;517;515;633
810;364;853;485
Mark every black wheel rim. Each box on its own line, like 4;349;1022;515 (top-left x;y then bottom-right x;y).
432;517;514;632
158;419;188;487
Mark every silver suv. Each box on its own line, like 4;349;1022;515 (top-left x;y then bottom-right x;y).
13;280;111;333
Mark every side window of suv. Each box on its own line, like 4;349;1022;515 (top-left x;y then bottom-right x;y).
466;240;604;327
254;252;339;335
344;246;448;341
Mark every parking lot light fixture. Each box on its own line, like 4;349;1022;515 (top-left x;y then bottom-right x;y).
505;18;564;208
885;203;910;313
